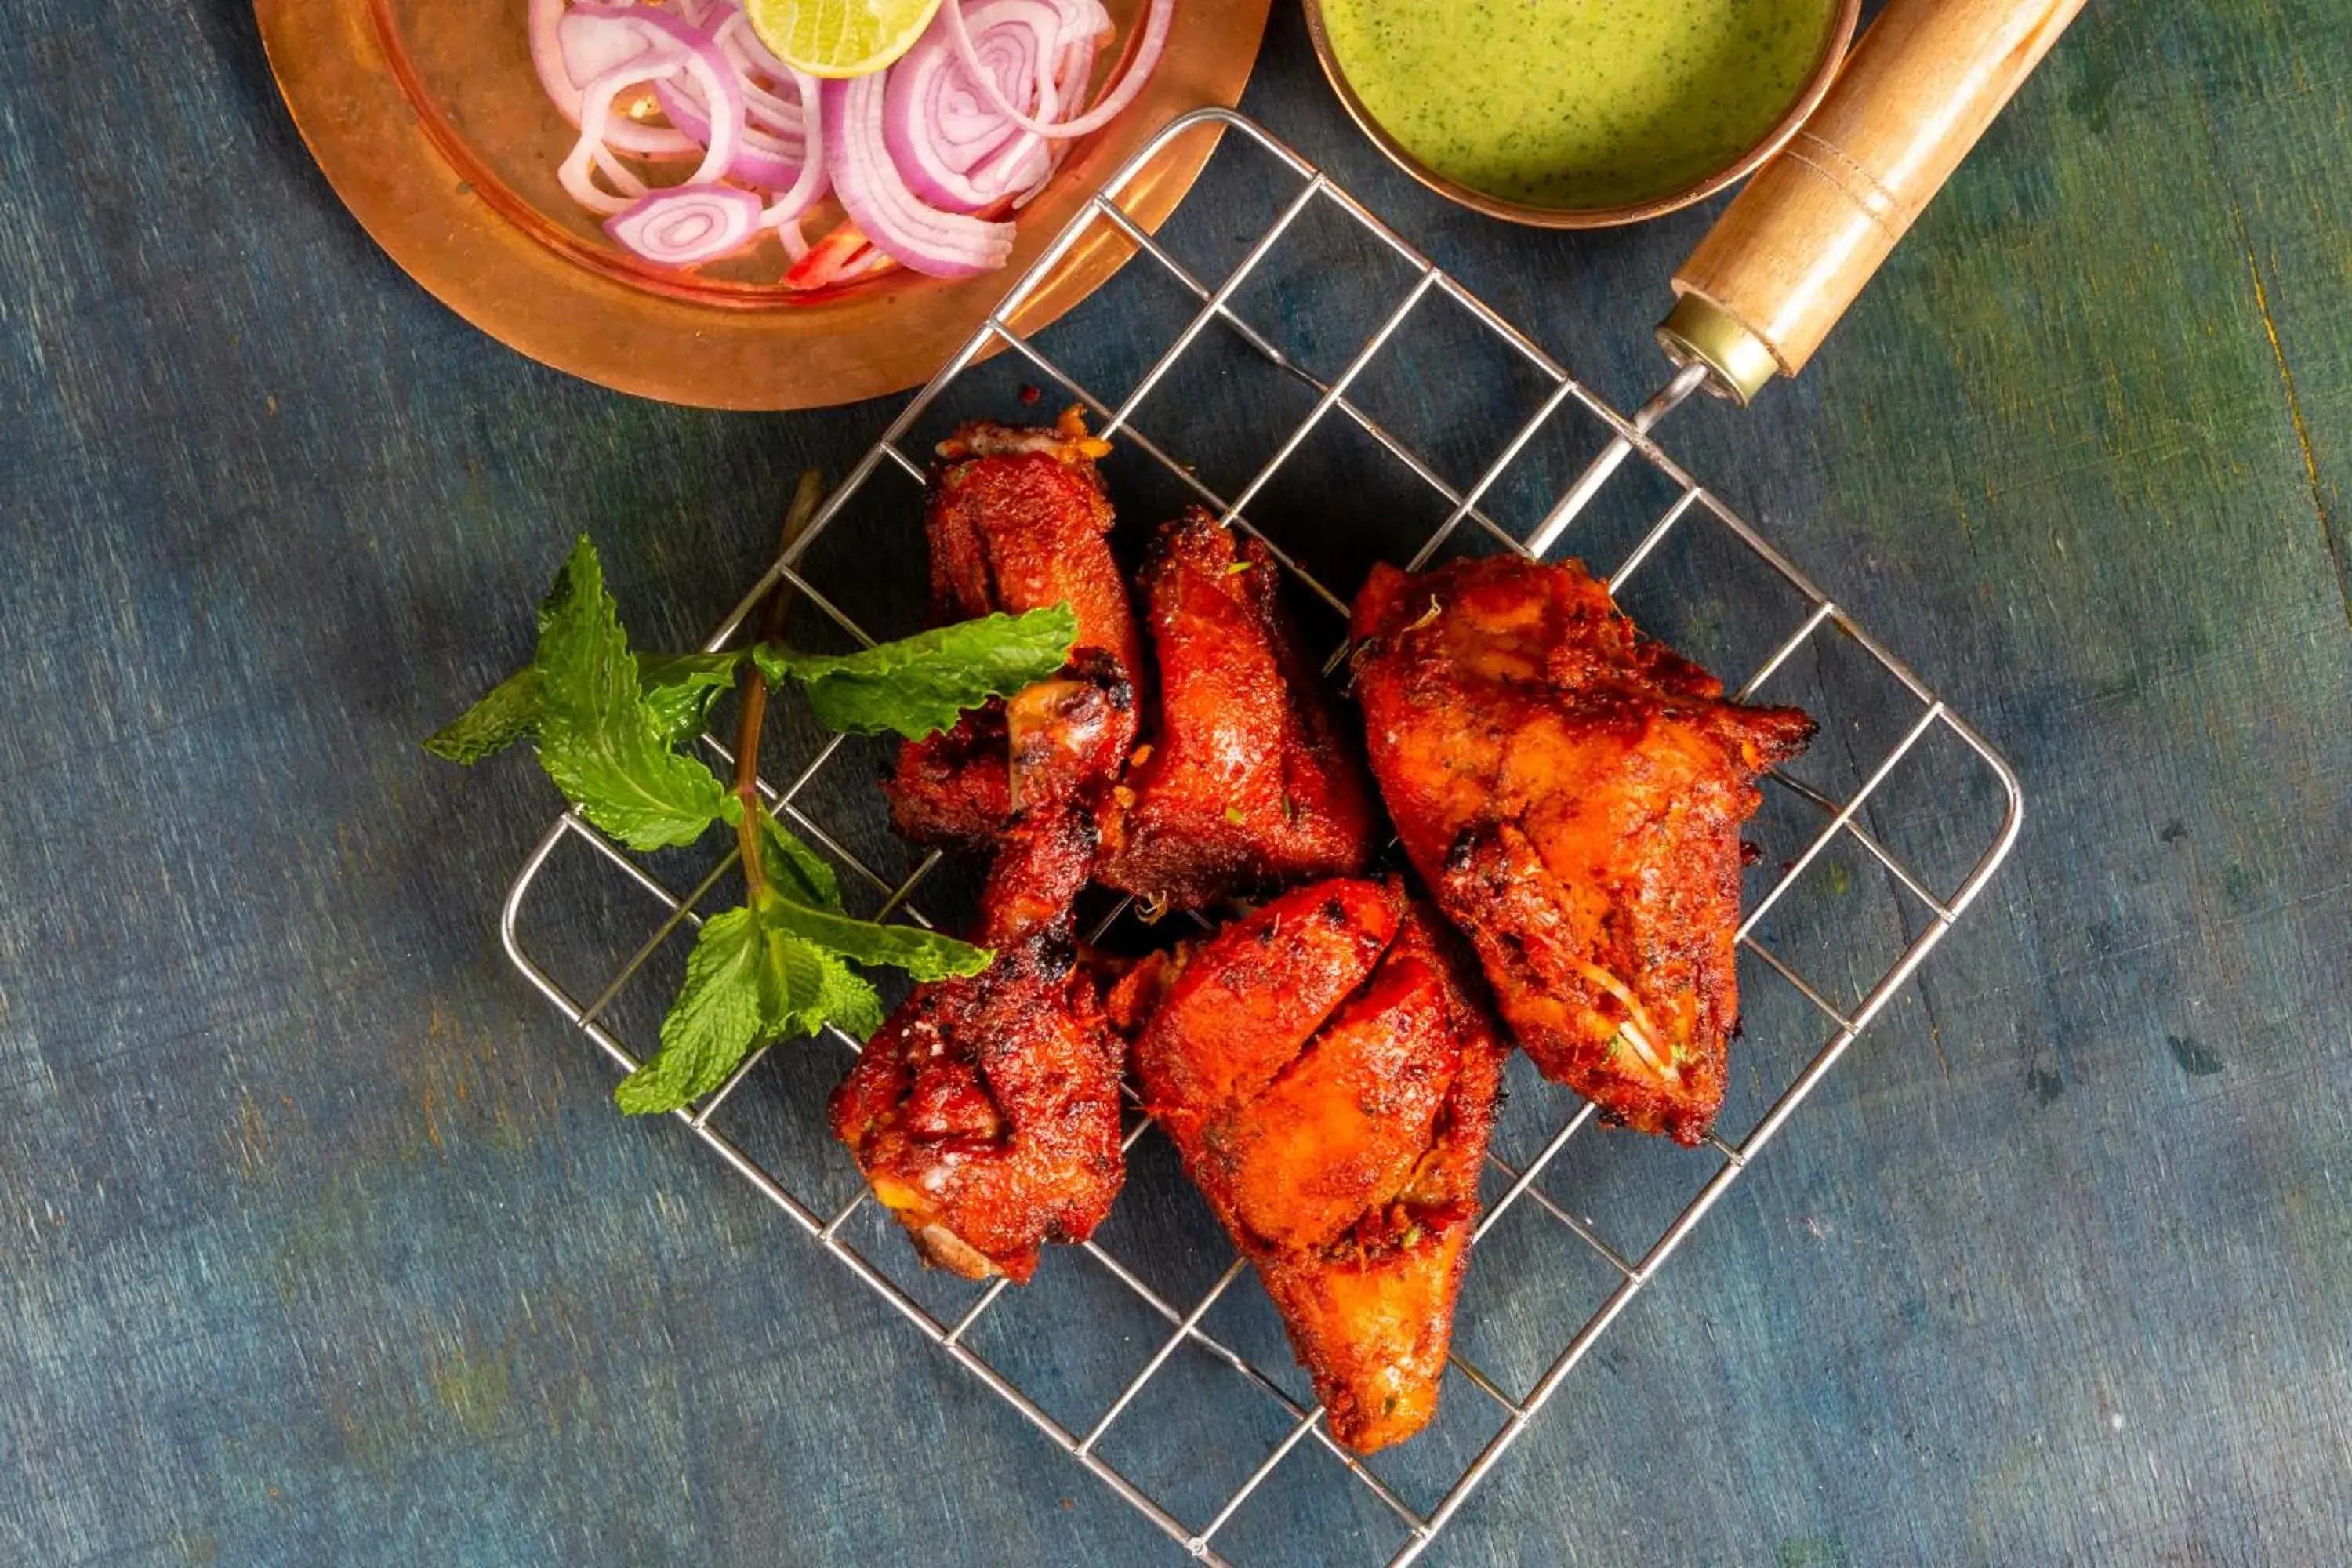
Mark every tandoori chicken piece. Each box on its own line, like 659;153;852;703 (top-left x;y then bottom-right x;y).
831;806;1124;1282
844;411;1138;1280
1099;510;1382;910
884;411;1143;848
1115;877;1508;1452
1350;555;1814;1146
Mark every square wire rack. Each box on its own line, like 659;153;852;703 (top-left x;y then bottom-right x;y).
499;109;2024;1566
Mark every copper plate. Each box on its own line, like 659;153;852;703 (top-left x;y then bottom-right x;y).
255;0;1271;408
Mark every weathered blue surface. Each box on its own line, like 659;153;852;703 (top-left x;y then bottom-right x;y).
3;2;2349;1564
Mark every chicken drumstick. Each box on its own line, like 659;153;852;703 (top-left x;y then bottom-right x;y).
1116;877;1508;1451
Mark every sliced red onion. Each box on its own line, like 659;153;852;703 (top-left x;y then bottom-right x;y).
663;0;829;226
528;0;697;156
532;0;1144;278
942;0;1171;139
622;1;818;196
653;12;808;147
715;6;810;109
567;0;746;176
557;6;665;85
556;7;744;216
652;78;805;190
1015;27;1102;203
885;0;1062;212
1000;14;1103;207
1053;0;1111;96
936;5;1055;172
1057;0;1112;42
755;47;829;226
605;183;767;265
710;7;833;150
974;136;1053;207
706;7;811;136
823;75;1014;278
561;64;685;212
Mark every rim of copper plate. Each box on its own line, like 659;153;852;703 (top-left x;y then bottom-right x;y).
253;0;1272;408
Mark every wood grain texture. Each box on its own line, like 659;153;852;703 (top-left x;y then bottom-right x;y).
2;2;2350;1566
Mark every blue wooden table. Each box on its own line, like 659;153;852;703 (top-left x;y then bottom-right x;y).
5;2;2349;1563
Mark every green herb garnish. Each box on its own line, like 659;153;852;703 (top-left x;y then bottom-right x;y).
422;652;739;766
427;480;1076;1116
523;539;732;852
753;604;1079;739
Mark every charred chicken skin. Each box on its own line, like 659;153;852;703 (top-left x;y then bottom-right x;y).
1350;556;1814;1146
1116;877;1508;1452
884;412;1144;848
841;412;1139;1280
1099;510;1382;911
831;810;1123;1282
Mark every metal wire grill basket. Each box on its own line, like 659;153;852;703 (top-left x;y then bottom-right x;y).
499;109;2024;1566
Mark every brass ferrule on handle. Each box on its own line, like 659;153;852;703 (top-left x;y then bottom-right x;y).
1659;0;2090;405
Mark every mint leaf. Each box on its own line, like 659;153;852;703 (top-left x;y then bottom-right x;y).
423;669;540;764
426;652;740;764
757;891;992;982
614;906;768;1114
809;945;885;1038
757;811;845;913
637;652;742;746
532;538;729;851
755;604;1078;739
767;925;830;1022
615;897;898;1116
764;929;884;1040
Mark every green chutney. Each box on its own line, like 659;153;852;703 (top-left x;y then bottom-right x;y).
1319;0;1842;211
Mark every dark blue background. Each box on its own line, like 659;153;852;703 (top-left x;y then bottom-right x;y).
4;2;2347;1564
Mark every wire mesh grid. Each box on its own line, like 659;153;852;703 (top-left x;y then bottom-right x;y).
497;109;2024;1566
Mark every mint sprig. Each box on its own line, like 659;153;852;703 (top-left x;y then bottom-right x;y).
428;514;1063;1116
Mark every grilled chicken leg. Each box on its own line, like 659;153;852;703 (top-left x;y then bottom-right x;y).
883;412;1143;846
839;413;1138;1279
1100;510;1381;911
831;808;1123;1281
1350;555;1813;1146
1116;877;1508;1451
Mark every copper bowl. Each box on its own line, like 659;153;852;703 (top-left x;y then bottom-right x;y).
1302;0;1861;230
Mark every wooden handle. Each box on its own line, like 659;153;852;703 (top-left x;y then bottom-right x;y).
1664;0;2088;398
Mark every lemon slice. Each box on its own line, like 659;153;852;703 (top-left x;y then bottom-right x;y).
745;0;946;79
